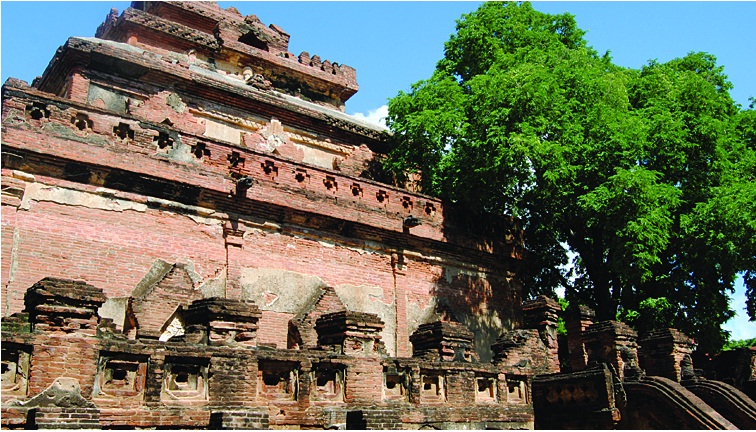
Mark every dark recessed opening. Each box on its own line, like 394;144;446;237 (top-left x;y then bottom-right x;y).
478;379;489;392
263;371;282;387
72;113;92;131
27;102;49;120
228;151;245;168
239;32;269;51
113;122;134;140
317;372;333;387
192;142;210;159
155;131;174;149
112;368;128;381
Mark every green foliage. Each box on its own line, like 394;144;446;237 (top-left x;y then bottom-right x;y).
618;297;676;336
722;337;756;351
556;296;569;336
385;2;756;353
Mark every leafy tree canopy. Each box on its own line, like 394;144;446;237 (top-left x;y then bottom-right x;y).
722;337;756;351
385;2;756;353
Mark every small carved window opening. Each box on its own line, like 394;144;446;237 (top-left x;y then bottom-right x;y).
113;122;134;141
258;360;298;400
383;368;407;401
72;113;93;131
351;183;363;197
401;196;413;211
154;131;174;149
376;190;389;204
323;176;338;192
26;102;50;120
262;160;278;177
228;151;245;168
294;168;309;183
169;366;196;390
424;202;436;216
506;378;526;404
476;376;497;402
420;372;445;403
111;368;128;382
312;365;343;401
1;344;30;396
161;358;208;402
192;142;211;159
94;353;148;400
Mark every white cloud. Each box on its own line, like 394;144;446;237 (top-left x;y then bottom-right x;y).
351;105;388;129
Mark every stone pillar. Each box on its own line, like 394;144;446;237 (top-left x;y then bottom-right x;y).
522;296;562;373
638;328;696;382
25;277;106;336
582;321;641;382
183;297;262;347
315;310;386;357
314;311;385;407
409;320;477;362
23;278;106;399
563;305;596;372
223;221;245;300
492;329;554;374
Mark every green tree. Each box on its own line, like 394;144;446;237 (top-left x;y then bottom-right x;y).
385;2;756;352
723;337;756;351
618;297;676;336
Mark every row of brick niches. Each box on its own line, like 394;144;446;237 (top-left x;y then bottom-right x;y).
8;92;450;236
1;278;540;429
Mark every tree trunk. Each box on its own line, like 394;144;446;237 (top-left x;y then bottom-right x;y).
571;233;614;321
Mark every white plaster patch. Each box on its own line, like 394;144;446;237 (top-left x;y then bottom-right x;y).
317;240;336;249
11;170;35;182
204;118;242;144
198;268;226;298
333;284;396;356
444;265;489;285
239;268;327;313
159;315;185;342
20;183;148;213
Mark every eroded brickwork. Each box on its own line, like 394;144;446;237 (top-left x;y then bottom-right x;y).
1;281;546;429
533;305;755;429
1;1;546;429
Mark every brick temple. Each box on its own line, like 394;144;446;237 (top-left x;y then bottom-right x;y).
2;2;755;429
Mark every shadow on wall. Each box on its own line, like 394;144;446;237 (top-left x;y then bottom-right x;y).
428;269;521;363
425;204;526;362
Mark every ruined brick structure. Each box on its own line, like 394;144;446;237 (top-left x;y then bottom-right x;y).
5;3;754;430
533;307;756;429
1;2;557;429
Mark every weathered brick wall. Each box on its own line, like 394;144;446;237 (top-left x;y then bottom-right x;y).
1;279;549;429
1;196;21;314
343;358;383;405
0;2;538;429
25;334;100;398
0;178;227;316
1;170;518;359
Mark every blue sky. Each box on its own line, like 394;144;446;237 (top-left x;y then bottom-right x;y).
1;1;754;340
